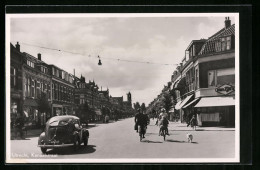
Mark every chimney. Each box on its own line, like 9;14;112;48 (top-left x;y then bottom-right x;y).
225;17;231;29
15;42;20;52
38;53;41;61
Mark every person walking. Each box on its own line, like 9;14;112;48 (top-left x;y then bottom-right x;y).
190;115;197;130
134;108;142;132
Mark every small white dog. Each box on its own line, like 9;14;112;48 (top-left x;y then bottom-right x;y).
186;133;193;143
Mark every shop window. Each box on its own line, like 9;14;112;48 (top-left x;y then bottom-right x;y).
208;68;235;87
216;68;235;86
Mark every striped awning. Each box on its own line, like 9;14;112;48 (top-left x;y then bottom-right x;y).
182;98;200;109
194;96;235;107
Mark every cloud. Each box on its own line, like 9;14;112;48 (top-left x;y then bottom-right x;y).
10;16;230;105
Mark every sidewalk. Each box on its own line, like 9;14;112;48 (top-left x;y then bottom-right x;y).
168;121;235;131
11;128;43;139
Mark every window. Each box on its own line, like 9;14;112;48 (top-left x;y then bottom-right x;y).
52;83;54;99
27;78;31;97
219;36;232;51
226;36;231;50
195;69;199;89
61;86;63;101
208;68;235;87
47;84;51;100
36;81;41;98
56;69;59;77
31;80;35;98
11;67;16;88
27;60;35;68
221;38;226;51
52;68;55;75
41;67;47;73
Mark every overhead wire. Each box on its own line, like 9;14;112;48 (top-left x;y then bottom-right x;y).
19;42;179;66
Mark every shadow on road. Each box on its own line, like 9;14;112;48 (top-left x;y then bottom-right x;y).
166;139;186;143
45;145;96;155
166;139;199;144
141;139;163;143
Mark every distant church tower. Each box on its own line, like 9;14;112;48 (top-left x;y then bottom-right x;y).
127;92;132;107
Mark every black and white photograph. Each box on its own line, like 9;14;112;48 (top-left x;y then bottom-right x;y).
5;13;239;163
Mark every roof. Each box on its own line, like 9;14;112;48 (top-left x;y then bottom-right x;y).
185;39;207;51
198;24;235;55
48;115;79;124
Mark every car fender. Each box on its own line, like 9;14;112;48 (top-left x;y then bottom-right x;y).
38;132;46;145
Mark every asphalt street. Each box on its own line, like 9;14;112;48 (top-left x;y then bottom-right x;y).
10;118;235;160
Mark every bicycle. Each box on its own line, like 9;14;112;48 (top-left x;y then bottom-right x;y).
138;125;146;141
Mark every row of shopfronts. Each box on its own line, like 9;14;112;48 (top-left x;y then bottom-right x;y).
148;17;236;127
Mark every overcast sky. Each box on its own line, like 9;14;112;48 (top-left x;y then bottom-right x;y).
10;15;235;106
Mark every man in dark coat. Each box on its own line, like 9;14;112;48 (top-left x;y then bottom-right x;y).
134;109;148;138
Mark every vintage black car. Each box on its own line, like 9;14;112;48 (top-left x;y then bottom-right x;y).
38;115;89;153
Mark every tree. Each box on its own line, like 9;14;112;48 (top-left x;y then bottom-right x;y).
162;92;173;114
141;103;146;112
78;102;92;124
133;102;141;111
38;92;51;126
38;93;51;114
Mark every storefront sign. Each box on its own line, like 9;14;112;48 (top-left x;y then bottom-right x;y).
215;84;235;95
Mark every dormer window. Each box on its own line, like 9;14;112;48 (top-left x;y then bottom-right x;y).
216;36;232;52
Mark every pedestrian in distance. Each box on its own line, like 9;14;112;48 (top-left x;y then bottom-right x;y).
190;115;197;130
134;109;148;138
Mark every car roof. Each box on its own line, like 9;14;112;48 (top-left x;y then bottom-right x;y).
48;115;79;123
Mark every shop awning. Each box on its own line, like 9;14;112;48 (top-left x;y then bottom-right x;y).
95;110;102;115
194;96;235;107
24;98;38;107
175;100;182;110
175;95;194;110
172;79;180;90
182;98;201;109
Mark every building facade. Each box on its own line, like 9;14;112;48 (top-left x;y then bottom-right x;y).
49;65;75;116
173;17;235;127
10;43;23;126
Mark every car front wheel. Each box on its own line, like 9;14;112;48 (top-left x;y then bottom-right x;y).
74;136;80;150
84;137;88;146
41;148;47;154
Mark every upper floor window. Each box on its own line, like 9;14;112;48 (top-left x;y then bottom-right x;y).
52;68;55;76
11;67;16;88
27;60;35;68
216;36;232;52
41;66;47;74
208;67;235;87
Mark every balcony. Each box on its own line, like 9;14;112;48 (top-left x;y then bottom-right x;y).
195;87;235;98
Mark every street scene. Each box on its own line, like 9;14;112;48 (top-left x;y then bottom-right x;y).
11;118;235;159
7;14;238;163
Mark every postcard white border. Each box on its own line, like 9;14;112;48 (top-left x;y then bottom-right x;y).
5;13;240;163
